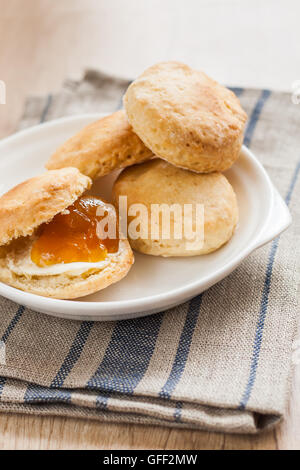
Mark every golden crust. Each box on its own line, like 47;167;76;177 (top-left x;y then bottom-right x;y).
46;110;153;179
124;62;247;173
0;168;91;247
113;159;238;257
0;239;134;299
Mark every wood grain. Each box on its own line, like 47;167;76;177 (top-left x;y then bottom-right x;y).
0;0;299;450
0;413;279;450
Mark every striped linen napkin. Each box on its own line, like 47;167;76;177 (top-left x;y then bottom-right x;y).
0;71;299;434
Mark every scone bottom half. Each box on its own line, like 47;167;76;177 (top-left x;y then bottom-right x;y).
0;168;134;299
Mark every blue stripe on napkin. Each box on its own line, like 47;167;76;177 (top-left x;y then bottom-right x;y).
51;321;94;388
160;295;203;400
40;94;52;123
0;377;6;398
174;401;183;422
1;305;25;344
96;391;112;409
87;314;164;394
244;89;271;147
228;87;244;97
24;383;71;403
239;159;300;410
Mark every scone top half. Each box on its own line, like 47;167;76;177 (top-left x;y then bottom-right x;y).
0;168;91;247
124;61;247;173
0;168;133;299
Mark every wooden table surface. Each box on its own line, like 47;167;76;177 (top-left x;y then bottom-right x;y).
0;0;299;450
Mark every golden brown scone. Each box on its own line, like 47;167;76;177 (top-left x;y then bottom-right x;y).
113;159;238;257
0;168;91;247
46;110;153;179
0;169;134;299
124;62;247;173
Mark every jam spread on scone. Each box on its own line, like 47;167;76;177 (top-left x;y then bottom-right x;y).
31;196;119;267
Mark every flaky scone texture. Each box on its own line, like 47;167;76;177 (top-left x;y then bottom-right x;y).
0;168;91;247
124;62;247;173
113;159;238;257
0;238;134;299
46;110;153;179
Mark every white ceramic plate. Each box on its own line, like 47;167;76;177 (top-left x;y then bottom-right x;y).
0;114;291;321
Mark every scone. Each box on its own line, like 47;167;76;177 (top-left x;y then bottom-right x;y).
0;168;133;299
124;61;247;173
113;159;238;257
46;110;153;179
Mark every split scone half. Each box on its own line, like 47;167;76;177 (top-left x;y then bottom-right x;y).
46;110;153;179
0;168;134;299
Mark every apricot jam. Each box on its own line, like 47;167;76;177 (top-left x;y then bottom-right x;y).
31;196;119;267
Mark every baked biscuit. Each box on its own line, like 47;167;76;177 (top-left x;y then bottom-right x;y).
124;62;247;173
0;168;90;246
113;159;238;256
0;168;133;299
46;110;153;179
